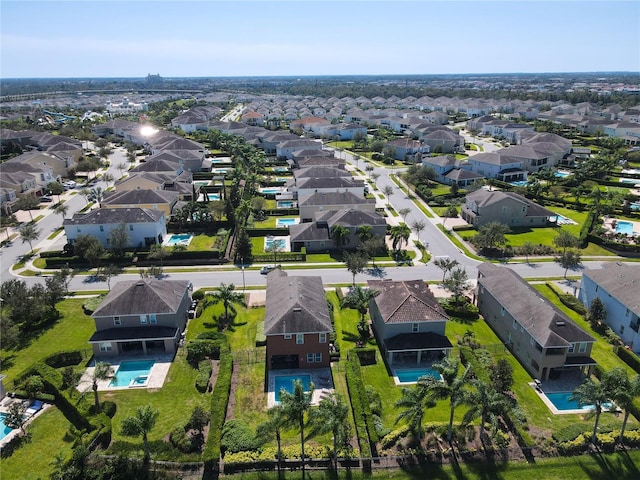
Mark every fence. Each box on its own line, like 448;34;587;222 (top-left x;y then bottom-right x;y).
231;349;266;365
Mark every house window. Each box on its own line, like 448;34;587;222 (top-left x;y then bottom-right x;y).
513;319;518;330
129;225;134;231
412;323;419;333
501;306;505;317
77;227;81;233
99;342;112;352
520;325;525;333
315;353;322;363
100;225;104;232
620;325;625;334
319;333;327;343
530;336;534;346
307;353;315;363
113;316;121;326
626;309;630;316
140;315;147;325
149;314;157;324
578;342;587;353
296;334;304;345
568;343;575;353
284;334;292;340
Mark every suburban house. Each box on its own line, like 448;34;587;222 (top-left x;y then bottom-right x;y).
465;152;528;182
5;151;76;179
101;189;179;217
263;270;332;370
289;209;387;253
63;207;167;248
579;263;640;353
367;280;452;366
276;139;324;159
286;176;365;203
116;172;198;202
0;162;58;195
384;138;430;161
477;263;596;381
298;191;376;222
461;189;555;228
89;279;192;358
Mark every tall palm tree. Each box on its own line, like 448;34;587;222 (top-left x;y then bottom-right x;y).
395;382;429;443
340;285;380;338
390;224;411;251
356;225;373;244
330;224;350;251
570;377;611;444
410;219;426;247
18;223;40;253
92;362;113;413
462;379;513;443
256;405;288;474
120;404;160;462
421;356;471;442
208;282;246;329
309;392;351;470
601;367;640;443
280;379;313;472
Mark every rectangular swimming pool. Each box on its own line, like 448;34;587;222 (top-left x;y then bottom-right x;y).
109;360;155;387
0;413;13;441
395;368;442;384
274;374;312;402
261;188;282;194
276;218;298;226
166;233;194;246
545;391;613;412
616;221;636;235
277;201;294;208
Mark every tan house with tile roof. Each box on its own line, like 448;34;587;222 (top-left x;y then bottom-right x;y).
368;279;452;366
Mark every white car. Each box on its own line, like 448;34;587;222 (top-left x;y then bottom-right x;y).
63;180;76;190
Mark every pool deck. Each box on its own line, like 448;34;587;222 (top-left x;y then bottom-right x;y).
77;354;174;393
267;368;334;408
0;397;51;449
604;217;640;236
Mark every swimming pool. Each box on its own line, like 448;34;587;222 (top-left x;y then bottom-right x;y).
616;221;636;235
276;218;298;226
545;391;614;412
166;233;194;246
631;203;640;211
212;168;229;174
194;181;210;187
265;238;286;249
394;368;442;384
109;360;155;388
0;413;13;441
273;167;289;173
554;171;571;178
261;188;282;194
277;201;294;208
509;180;529;187
274;374;312;402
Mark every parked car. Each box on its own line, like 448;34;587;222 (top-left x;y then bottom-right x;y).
40;195;53;202
63;180;76;190
260;265;277;275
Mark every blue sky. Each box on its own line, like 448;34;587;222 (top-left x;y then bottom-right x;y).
1;0;639;78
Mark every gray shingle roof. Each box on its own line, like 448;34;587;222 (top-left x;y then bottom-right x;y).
63;207;164;226
478;263;594;347
92;279;190;317
465;190;555;218
264;271;331;335
367;280;449;324
299;191;373;207
102;189;179;206
582;263;640;317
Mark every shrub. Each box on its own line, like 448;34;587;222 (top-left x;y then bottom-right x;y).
187;340;214;366
380;425;410;450
196;360;213;393
557;432;589;456
616;346;640;374
44;350;84;368
365;385;383;417
192;290;205;301
170;426;195;453
545;282;586;314
203;343;232;470
102;401;117;418
221;419;260;454
553;423;590;443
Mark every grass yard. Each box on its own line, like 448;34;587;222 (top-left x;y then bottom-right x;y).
0;298;95;386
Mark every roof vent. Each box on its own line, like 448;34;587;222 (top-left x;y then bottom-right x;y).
136;280;145;286
556;321;565;327
293;307;302;313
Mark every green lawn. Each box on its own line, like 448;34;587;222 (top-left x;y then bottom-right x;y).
0;298;95;386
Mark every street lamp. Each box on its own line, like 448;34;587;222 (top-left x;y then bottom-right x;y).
241;257;246;291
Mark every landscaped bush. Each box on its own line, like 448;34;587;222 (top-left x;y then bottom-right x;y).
221;419;261;454
616;346;640;374
44;350;84;368
203;343;232;473
101;401;117;418
553;423;590;443
345;354;373;458
557;432;589;455
545;282;586;315
196;360;213;393
380;425;410;450
442;300;479;319
170;426;195;453
458;346;491;383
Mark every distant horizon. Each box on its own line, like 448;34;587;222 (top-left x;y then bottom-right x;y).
2;1;638;78
1;71;638;81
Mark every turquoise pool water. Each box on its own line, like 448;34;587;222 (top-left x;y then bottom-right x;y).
509;180;529;187
273;167;289;172
277;201;293;208
554;171;571;178
265;239;286;249
109;360;154;387
166;234;193;246
275;374;312;402
616;221;636;235
276;218;297;226
194;181;210;187
395;368;441;384
0;413;13;441
545;391;613;412
261;188;281;194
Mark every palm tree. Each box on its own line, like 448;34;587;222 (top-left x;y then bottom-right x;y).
356;225;373;244
395;382;429;443
383;185;394;207
52;202;69;219
309;393;351;470
280;379;313;472
92;362;113;413
602;368;640;443
390;224;411;252
256;405;288;474
343;251;368;286
19;223;40;253
88;187;105;208
570;378;610;444
330;224;350;251
433;257;459;282
462;380;513;443
340;285;380;338
421;356;471;442
120;404;160;462
208;283;246;329
410;219;426;247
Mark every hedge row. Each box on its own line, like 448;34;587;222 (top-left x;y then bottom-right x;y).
545;282;587;315
196;360;213;393
344;354;373;459
458;346;491;384
345;353;379;455
203;343;232;475
43;350;85;369
616;346;640;374
579;209;597;247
